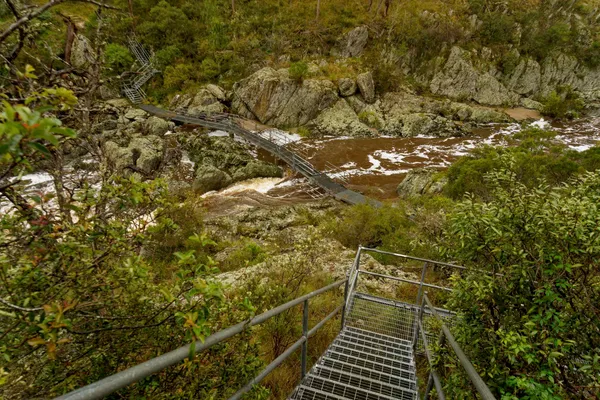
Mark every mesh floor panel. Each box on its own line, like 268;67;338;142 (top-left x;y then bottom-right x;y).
290;295;420;400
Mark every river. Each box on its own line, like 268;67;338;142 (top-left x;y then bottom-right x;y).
252;115;600;200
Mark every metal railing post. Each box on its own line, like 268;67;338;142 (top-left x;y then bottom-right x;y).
423;373;434;400
341;278;349;329
412;295;426;352
301;299;309;378
416;262;428;306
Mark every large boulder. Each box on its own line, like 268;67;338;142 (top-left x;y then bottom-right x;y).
193;165;232;193
539;52;600;100
397;168;447;198
338;78;357;97
186;135;282;194
231;67;338;127
143;116;171;136
356;71;376;104
104;135;164;176
332;26;369;58
399;113;464;138
430;46;519;106
310;99;374;137
188;88;227;115
71;34;96;69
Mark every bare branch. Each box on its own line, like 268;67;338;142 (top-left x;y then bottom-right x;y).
0;296;43;312
0;0;119;45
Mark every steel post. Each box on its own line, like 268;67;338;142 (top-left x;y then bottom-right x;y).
416;262;428;306
301;300;309;378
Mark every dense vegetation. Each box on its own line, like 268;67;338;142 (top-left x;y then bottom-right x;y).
2;0;600;101
2;0;600;398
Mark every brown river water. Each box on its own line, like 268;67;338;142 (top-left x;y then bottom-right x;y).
249;115;600;200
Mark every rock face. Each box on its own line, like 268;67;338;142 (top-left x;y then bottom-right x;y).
356;72;376;104
231;67;338;126
506;58;542;96
397;168;447;197
430;47;519;106
400;113;463;138
333;26;369;58
310;99;374;137
186;135;282;194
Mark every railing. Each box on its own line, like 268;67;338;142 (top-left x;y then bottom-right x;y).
54;279;347;400
345;246;496;399
415;293;496;400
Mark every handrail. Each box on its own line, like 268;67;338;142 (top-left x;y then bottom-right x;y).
360;246;504;277
55;279;347;400
421;294;496;400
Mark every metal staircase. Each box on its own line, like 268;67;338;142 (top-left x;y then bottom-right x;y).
122;37;158;104
55;246;497;400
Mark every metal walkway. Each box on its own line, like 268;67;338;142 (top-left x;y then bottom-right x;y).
55;247;497;400
139;105;381;207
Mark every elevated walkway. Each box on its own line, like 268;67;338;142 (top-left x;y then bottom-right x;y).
139;104;382;207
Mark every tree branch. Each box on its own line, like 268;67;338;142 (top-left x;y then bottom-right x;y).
0;0;119;45
0;296;43;312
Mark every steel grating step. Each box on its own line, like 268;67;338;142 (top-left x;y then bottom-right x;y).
341;328;413;350
313;363;418;395
319;358;417;391
332;338;414;365
337;332;413;358
326;349;416;382
345;327;414;345
328;344;415;372
296;375;416;400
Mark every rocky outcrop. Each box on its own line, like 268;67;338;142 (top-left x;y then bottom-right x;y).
356;71;376;104
400;113;464;138
430;47;519;106
506;58;542;96
186;135;282;194
310;99;374;137
397;168;447;197
332;26;369;58
231;67;338;126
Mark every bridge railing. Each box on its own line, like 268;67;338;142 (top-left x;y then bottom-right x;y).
54;279;347;400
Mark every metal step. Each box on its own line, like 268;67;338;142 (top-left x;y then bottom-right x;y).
299;375;416;400
328;343;415;371
319;357;417;391
340;329;413;353
325;349;416;382
332;338;414;365
337;332;413;357
314;363;417;394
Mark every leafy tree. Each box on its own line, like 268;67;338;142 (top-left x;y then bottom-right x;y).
442;166;600;399
0;87;263;399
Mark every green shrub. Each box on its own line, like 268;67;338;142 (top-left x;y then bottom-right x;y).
444;169;600;398
444;128;597;200
479;12;516;45
104;43;134;75
541;86;585;119
296;126;312;138
288;61;309;82
199;57;221;81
